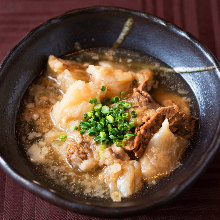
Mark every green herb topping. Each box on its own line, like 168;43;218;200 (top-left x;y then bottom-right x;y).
79;93;137;147
58;133;67;141
101;86;106;91
131;110;137;118
89;97;97;104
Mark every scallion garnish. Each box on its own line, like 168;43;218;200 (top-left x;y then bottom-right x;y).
120;91;128;99
58;134;67;141
94;103;102;110
79;130;85;134
106;115;114;123
88;111;93;118
101;86;106;91
131;110;137;118
78;92;137;146
102;106;110;114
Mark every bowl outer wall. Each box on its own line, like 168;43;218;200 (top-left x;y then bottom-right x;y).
0;6;219;217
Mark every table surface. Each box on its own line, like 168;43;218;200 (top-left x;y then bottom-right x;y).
0;0;220;219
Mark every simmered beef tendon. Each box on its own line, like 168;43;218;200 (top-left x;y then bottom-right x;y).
102;145;130;165
87;64;152;98
51;80;106;131
156;105;196;138
124;80;196;158
123;82;160;151
117;161;142;199
127;80;160;124
47;55;90;92
65;135;130;173
140;119;188;180
99;160;142;202
66;134;98;172
134;70;153;88
133;105;195;158
87;65;133;97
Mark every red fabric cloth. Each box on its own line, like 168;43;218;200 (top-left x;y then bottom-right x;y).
0;0;220;219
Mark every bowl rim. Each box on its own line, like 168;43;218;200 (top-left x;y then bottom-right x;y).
0;6;220;218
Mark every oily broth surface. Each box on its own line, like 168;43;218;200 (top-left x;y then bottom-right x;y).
16;48;192;200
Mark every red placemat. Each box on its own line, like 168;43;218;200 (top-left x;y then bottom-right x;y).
0;0;220;219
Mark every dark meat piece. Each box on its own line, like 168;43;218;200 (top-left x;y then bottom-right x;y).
66;137;91;165
127;105;196;158
157;106;196;138
126;83;160;127
129;90;152;107
123;80;197;158
130;86;156;107
111;145;130;161
137;79;152;92
128;78;158;107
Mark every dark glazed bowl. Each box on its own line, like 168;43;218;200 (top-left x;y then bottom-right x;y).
0;7;219;218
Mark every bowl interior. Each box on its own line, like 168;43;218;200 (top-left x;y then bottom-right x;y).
0;7;219;217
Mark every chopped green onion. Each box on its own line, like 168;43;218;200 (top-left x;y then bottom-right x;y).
131;110;137;118
58;134;67;141
124;102;132;109
107;124;112;131
129;121;135;128
101;86;106;91
110;96;120;104
95;112;100;117
122;113;129;118
94;103;102;110
107;115;114;123
120;91;128;99
79;130;85;134
97;123;103;131
100;131;106;139
94;136;100;142
94;97;97;104
89;97;97;104
88;111;93;118
88;127;97;136
116;141;125;147
74;126;78;130
109;135;115;139
101;106;109;114
79;92;137;146
124;133;137;140
99;145;106;158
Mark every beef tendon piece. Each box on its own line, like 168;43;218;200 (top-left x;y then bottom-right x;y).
66;135;98;172
99;160;142;202
123;80;196;158
47;55;90;92
132;105;196;158
140;119;188;180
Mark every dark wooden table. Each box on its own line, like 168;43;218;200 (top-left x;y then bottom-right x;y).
0;0;219;219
